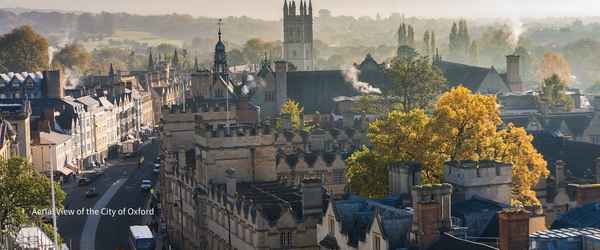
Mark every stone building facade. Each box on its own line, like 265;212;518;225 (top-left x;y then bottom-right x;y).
283;0;314;71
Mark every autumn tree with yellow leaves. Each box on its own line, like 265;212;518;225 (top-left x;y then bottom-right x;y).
279;99;304;130
346;86;549;205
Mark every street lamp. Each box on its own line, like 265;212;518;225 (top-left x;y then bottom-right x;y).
48;161;59;249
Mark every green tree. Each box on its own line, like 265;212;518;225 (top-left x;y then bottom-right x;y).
280;99;304;130
0;157;65;232
539;74;574;112
242;38;281;65
0;25;49;72
346;146;388;197
51;43;92;71
386;54;446;112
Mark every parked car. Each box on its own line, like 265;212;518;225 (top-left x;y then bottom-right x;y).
78;177;92;186
85;187;98;198
140;180;152;191
153;165;160;174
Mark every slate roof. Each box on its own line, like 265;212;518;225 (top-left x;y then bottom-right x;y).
208;180;325;225
428;233;498;250
503;112;594;138
452;196;509;238
499;94;539;111
287;70;359;114
331;195;412;249
433;60;504;92
532;132;600;178
552;203;600;229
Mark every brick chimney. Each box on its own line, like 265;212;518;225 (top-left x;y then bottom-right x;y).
410;183;453;250
42;70;65;99
498;208;530;250
301;178;323;217
506;54;522;92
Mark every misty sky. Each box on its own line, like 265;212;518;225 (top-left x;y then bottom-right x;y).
1;0;599;19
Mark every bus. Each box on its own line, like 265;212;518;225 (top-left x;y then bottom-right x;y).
128;225;155;250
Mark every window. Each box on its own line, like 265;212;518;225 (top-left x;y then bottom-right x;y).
280;231;293;248
265;91;277;102
592;135;600;145
373;235;381;250
333;169;345;184
328;216;335;234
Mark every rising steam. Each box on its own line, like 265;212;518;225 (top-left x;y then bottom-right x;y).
342;66;382;95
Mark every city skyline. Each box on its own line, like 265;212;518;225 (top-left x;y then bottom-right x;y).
1;0;600;20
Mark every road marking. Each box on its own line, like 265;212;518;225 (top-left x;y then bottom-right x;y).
80;178;128;250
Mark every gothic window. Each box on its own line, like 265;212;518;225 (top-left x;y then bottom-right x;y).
292;50;297;57
373;234;381;250
328;216;335;234
280;231;293;248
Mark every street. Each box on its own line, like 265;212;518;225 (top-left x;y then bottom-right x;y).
57;139;160;250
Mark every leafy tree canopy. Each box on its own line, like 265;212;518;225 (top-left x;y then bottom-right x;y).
0;157;65;232
0;25;49;72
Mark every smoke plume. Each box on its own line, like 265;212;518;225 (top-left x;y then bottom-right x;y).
342;66;382;95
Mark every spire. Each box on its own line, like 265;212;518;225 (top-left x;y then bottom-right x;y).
194;57;199;71
172;49;179;68
308;0;312;16
218;18;223;42
303;0;308;15
291;1;296;15
300;0;305;16
109;63;115;77
284;0;289;16
148;48;154;70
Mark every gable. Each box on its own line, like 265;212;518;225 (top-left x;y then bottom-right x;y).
276;208;298;229
478;71;510;94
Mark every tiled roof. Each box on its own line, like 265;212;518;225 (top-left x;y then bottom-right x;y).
428;233;498;250
552;203;600;229
332;195;412;249
39;131;71;145
452;196;508;238
287;70;359;114
532;131;600;178
433;60;498;91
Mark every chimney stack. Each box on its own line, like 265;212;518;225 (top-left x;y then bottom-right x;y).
42;70;65;99
555;160;566;187
595;157;600;184
410;183;453;250
506;54;522;92
498;208;530;250
301;178;323;217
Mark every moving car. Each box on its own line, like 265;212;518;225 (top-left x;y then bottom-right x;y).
85;187;98;198
78;177;92;186
140;180;152;191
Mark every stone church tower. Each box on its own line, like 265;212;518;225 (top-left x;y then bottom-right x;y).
283;0;314;71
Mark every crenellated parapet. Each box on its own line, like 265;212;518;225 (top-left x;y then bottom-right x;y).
275;149;349;171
